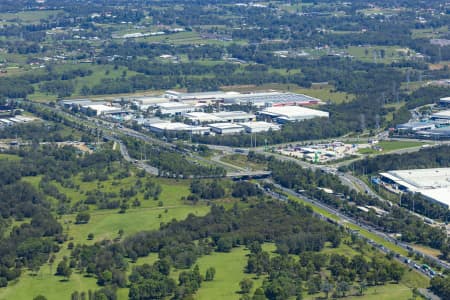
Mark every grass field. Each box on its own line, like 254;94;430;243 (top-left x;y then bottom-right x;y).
411;26;448;39
0;10;63;24
0;153;21;161
194;247;264;300
346;45;418;64
358;141;427;154
220;154;267;171
28;64;140;102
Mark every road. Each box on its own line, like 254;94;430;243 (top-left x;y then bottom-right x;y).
261;180;447;282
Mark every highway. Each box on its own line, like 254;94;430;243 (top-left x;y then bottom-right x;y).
260;180;448;280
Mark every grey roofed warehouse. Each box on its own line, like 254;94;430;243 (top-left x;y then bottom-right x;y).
379;168;450;208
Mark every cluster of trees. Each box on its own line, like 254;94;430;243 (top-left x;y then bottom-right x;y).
189;179;225;200
343;145;450;175
430;276;450;300
122;137;226;178
0;122;79;143
244;245;404;299
187;179;262;202
252;154;449;253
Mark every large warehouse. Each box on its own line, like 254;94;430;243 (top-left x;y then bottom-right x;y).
239;121;281;133
208;123;244;134
185;111;256;124
379;168;450;208
430;110;450;121
149;122;210;135
259;105;329;123
223;92;321;107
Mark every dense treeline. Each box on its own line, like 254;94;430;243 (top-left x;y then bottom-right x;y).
252;153;449;252
342;145;450;175
405;86;450;109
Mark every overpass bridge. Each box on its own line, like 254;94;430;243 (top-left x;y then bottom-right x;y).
227;170;272;179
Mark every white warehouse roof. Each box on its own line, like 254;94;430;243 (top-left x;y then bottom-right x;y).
239;121;281;133
149;122;209;134
261;105;329;119
157;102;192;109
185;112;224;123
380;168;450;208
431;110;450;120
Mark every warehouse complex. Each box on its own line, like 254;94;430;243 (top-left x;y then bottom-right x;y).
60;89;330;136
379;168;450;208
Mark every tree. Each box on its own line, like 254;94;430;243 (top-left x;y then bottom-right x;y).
75;211;90;224
217;237;233;252
336;281;350;297
321;279;333;299
240;278;253;294
358;280;367;296
56;258;72;280
205;267;216;281
307;276;321;294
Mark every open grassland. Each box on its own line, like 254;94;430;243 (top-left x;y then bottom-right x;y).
194;247;265;300
0;10;63;24
411;26;448;39
220;154;268;171
28;64;140;102
357;141;427;155
346;46;418;64
0;153;21;160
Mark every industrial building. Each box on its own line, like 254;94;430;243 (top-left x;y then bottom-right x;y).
439;96;450;107
396;122;436;131
149;122;210;135
430;110;450;121
60;99;93;109
156;102;194;116
415;127;450;139
223;92;321;107
184;111;256;124
164;90;239;103
80;104;124;116
184;112;224;124
379;168;450;208
131;96;169;110
239;121;281;133
208;123;244;134
212;111;256;122
259;105;329;123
